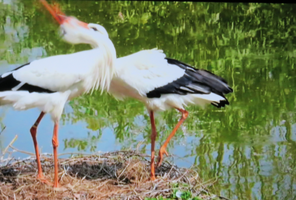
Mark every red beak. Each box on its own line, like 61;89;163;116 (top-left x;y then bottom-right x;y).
39;0;67;24
39;0;89;29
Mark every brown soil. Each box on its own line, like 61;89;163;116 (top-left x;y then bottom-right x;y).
0;150;219;200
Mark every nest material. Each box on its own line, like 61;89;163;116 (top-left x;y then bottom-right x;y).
0;150;216;200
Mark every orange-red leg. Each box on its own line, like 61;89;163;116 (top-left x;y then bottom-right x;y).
149;111;157;181
52;123;60;188
30;112;45;179
30;112;53;186
157;108;188;167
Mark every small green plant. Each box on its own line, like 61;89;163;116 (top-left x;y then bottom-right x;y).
144;188;203;200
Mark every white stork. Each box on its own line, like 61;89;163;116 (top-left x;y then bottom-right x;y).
41;0;233;181
0;4;116;188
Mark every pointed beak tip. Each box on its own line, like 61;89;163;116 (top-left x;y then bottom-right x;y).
40;0;89;29
39;0;67;25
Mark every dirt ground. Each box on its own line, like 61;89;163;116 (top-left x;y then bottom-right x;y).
0;150;221;200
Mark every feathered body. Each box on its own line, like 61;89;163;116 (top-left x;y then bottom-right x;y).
0;28;115;122
110;49;232;111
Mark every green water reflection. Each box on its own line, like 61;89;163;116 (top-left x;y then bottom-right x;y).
1;1;296;199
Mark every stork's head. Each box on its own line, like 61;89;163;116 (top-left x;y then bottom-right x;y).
40;0;117;92
40;0;109;48
60;18;110;47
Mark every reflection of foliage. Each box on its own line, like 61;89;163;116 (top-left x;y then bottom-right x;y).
2;1;296;199
64;92;146;148
64;131;102;152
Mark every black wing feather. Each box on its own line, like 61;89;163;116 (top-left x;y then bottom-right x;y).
146;58;233;108
0;63;55;93
12;62;31;71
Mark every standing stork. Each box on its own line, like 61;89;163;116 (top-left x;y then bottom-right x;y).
41;0;233;181
0;6;116;187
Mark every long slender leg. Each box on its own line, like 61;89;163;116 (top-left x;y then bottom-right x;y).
157;108;188;167
52;123;60;188
30;112;46;180
149;111;157;181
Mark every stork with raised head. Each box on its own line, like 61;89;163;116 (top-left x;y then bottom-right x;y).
0;5;116;187
41;0;233;181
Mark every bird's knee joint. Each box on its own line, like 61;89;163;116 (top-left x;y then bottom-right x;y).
151;155;155;161
30;122;38;131
176;108;188;119
182;110;189;119
30;127;37;136
52;139;59;148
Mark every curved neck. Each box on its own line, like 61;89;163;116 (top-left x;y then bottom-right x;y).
88;34;117;93
91;35;116;69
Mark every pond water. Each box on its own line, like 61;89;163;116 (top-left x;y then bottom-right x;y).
1;1;296;199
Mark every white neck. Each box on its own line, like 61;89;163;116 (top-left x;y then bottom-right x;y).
88;34;117;93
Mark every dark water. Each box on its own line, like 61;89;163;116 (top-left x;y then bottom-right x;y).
1;1;296;199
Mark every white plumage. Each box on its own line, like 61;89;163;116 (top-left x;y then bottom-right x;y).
111;49;227;111
0;14;116;188
111;49;184;96
41;0;233;181
0;48;114;121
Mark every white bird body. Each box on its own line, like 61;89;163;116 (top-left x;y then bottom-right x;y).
109;49;171;101
109;49;228;111
0;90;70;121
0;47;113;122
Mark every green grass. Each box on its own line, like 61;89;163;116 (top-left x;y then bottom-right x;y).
144;183;204;200
144;189;203;200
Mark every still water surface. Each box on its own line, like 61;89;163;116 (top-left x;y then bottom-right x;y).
1;1;296;199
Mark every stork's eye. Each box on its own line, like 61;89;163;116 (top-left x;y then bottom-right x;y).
91;27;98;31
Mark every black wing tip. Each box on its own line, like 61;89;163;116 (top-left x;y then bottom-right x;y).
166;58;234;93
225;86;233;94
166;58;229;84
229;87;234;93
152;58;234;100
211;98;230;108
